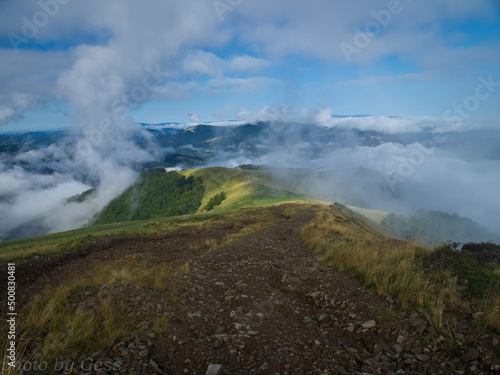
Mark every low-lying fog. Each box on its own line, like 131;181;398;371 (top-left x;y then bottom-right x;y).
1;112;499;244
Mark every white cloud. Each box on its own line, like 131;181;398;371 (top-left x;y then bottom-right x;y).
0;0;498;240
0;106;15;124
316;108;427;133
189;113;201;123
207;77;276;93
182;51;223;77
228;55;269;72
237;0;498;64
236;105;306;123
181;50;269;78
0;0;498;128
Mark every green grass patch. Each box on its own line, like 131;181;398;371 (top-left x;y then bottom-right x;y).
179;167;311;213
420;242;500;300
0;211;222;262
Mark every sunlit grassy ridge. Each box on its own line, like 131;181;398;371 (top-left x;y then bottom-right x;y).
0;167;310;262
179;166;310;213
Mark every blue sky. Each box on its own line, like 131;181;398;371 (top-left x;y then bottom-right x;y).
0;0;499;132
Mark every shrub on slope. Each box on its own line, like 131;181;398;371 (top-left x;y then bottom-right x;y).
203;192;227;211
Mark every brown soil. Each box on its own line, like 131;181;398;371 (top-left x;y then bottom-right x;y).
2;204;499;374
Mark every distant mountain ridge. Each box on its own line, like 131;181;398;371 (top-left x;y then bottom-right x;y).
2;121;500;168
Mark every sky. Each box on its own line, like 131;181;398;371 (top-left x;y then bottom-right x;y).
1;0;500;241
0;0;499;132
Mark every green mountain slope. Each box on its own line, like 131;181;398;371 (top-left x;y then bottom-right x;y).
179;166;310;213
0;166;312;260
92;168;205;225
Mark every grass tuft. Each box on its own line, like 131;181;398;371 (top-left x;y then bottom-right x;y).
301;205;450;326
302;205;500;332
15;254;186;365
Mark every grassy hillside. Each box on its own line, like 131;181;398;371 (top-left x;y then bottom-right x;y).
179;166;310;213
0;167;310;261
94;166;310;225
302;204;500;331
92;168;205;225
0;210;220;262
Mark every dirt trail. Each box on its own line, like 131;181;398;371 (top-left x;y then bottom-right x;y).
3;204;499;374
149;205;397;374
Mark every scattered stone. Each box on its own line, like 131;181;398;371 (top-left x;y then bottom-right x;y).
361;320;376;329
461;348;480;362
205;364;223;375
417;354;430;362
411;347;423;355
317;314;328;322
309;291;321;298
14;205;500;375
149;359;162;374
101;337;118;349
393;344;404;353
267;356;281;362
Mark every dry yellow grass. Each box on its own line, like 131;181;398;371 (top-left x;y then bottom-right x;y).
13;254;186;366
301;205;458;327
0;332;34;375
478;285;500;333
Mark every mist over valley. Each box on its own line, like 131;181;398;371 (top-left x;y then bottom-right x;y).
1;116;499;245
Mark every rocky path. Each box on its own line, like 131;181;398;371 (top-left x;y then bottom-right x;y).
5;204;500;374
